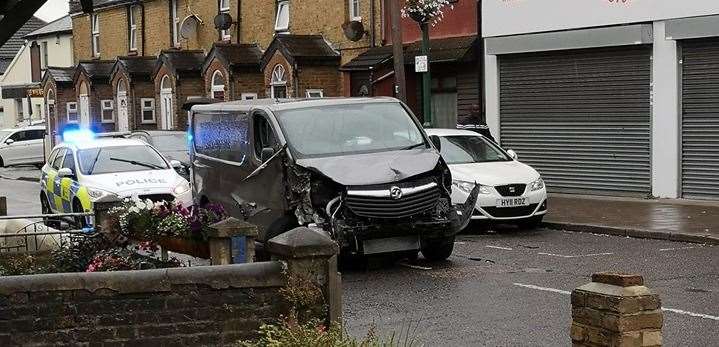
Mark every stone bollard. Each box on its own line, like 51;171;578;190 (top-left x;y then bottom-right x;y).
571;272;663;347
267;227;342;325
206;217;258;265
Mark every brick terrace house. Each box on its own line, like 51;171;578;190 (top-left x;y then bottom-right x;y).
343;0;481;127
54;0;387;140
42;67;75;143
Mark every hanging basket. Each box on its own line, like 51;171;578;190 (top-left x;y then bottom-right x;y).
408;11;429;24
156;236;210;259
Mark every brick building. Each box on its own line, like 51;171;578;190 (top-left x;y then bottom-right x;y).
58;0;390;135
42;67;75;143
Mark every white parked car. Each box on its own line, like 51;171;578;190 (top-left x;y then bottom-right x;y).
40;131;192;226
426;129;547;229
0;125;46;167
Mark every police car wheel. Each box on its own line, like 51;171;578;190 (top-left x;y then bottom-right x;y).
40;194;51;214
72;199;88;229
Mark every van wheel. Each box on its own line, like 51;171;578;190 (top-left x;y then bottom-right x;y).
420;235;455;262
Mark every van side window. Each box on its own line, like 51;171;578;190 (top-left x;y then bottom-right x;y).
253;113;277;159
51;148;66;170
193;112;249;164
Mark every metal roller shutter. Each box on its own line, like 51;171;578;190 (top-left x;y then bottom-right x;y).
681;38;719;199
499;46;651;196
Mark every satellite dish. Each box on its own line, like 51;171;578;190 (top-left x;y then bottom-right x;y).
180;14;202;40
214;13;233;31
342;21;365;42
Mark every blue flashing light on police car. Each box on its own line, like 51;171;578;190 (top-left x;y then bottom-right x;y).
62;128;96;143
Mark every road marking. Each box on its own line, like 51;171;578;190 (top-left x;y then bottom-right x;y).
486;245;513;251
537;252;614;258
661;308;719;321
659;246;696;252
513;283;719;322
512;283;571;295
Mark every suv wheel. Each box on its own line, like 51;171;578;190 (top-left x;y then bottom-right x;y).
420;235;455;261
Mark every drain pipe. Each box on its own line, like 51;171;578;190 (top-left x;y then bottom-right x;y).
369;0;376;47
236;0;242;42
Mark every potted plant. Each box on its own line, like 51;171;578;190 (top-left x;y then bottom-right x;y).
401;0;454;25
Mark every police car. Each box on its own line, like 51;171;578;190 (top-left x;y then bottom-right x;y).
40;130;192;223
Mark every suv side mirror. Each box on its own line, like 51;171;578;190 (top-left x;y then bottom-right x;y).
429;135;442;152
506;149;518;160
57;168;74;178
4;139;14;145
260;147;275;162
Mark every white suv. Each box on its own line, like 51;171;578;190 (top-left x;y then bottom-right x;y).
0;125;46;167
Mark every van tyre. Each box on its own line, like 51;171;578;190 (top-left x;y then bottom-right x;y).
420;235;455;261
517;216;543;230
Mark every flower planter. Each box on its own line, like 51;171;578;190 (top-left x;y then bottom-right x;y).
156;236;210;259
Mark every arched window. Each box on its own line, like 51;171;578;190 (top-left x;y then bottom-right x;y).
46;89;55;123
117;80;127;95
161;75;172;91
211;70;225;100
270;64;287;99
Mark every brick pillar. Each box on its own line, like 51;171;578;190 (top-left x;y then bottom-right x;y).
571;272;663;347
266;227;341;324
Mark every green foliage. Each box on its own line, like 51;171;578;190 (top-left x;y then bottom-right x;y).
238;319;420;347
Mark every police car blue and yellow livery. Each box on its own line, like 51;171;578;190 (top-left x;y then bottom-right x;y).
40;136;193;219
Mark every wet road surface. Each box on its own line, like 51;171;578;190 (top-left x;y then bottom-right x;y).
343;227;718;346
0;177;40;215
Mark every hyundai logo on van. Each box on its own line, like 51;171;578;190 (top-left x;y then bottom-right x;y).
116;178;168;187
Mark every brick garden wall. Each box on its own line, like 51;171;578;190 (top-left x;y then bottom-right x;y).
0;262;287;346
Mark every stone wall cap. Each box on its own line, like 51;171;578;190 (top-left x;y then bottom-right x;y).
207;217;259;238
575;282;653;297
592;272;644;287
0;261;285;296
267;227;339;258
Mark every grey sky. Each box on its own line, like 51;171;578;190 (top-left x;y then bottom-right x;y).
34;0;70;22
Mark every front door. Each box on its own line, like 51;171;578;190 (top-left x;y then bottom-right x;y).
79;94;90;127
160;90;173;130
117;93;129;131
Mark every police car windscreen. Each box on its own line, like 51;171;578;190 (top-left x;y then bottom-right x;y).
77;145;169;175
275;102;426;158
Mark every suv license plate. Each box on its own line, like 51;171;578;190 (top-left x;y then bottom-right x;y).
496;197;528;208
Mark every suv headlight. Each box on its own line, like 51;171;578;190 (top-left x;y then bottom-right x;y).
86;187;117;202
452;180;492;195
173;180;191;195
530;178;545;191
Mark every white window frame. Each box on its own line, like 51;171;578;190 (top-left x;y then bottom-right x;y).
91;14;100;57
241;93;258;100
41;41;48;69
219;0;231;40
129;6;137;51
349;0;361;21
140;98;156;124
275;1;289;32
211;70;226;99
101;100;115;123
171;0;180;47
305;89;324;98
66;102;78;123
270;64;287;98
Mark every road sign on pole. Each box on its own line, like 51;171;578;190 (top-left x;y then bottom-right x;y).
415;55;428;73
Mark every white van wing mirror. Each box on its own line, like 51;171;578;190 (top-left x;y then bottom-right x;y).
506;149;518;160
260;147;275;162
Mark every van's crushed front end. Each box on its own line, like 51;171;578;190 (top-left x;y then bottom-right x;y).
286;149;479;256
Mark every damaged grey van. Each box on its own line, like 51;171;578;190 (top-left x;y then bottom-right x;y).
188;97;479;261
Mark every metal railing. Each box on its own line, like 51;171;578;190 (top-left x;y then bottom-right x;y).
0;212;96;254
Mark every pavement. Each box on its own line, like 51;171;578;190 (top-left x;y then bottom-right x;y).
544;194;719;245
343;228;718;346
0;165;41;182
0;177;40;215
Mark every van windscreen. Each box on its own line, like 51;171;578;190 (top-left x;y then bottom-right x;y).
276;102;426;158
